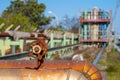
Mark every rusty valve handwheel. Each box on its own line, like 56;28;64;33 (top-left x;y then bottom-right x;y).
27;36;47;70
32;45;42;55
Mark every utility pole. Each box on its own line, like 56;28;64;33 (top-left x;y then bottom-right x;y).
78;10;81;43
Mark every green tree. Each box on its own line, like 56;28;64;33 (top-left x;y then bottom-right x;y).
0;13;34;32
8;13;33;32
0;17;5;24
2;0;51;31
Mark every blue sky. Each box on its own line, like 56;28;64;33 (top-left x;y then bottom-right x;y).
0;0;117;19
0;0;119;34
39;0;116;18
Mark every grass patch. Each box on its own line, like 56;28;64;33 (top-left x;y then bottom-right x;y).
98;61;107;66
107;48;120;80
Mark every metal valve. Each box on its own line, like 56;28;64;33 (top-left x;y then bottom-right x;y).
27;34;47;69
32;45;42;55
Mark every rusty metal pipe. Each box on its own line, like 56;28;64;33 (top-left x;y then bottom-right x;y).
0;60;102;80
0;69;88;80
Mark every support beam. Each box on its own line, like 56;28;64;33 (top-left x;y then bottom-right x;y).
50;33;54;48
5;24;13;32
14;25;21;31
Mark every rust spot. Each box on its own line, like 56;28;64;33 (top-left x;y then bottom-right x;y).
30;33;35;37
0;32;10;37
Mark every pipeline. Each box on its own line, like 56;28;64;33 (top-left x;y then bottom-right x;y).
0;60;102;80
0;33;102;80
93;47;105;66
0;68;88;80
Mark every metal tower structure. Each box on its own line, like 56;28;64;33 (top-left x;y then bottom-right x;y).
79;7;110;47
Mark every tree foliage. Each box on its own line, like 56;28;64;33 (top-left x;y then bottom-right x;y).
2;0;51;31
8;13;32;31
0;17;5;24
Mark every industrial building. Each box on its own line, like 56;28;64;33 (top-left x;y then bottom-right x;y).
79;7;111;47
